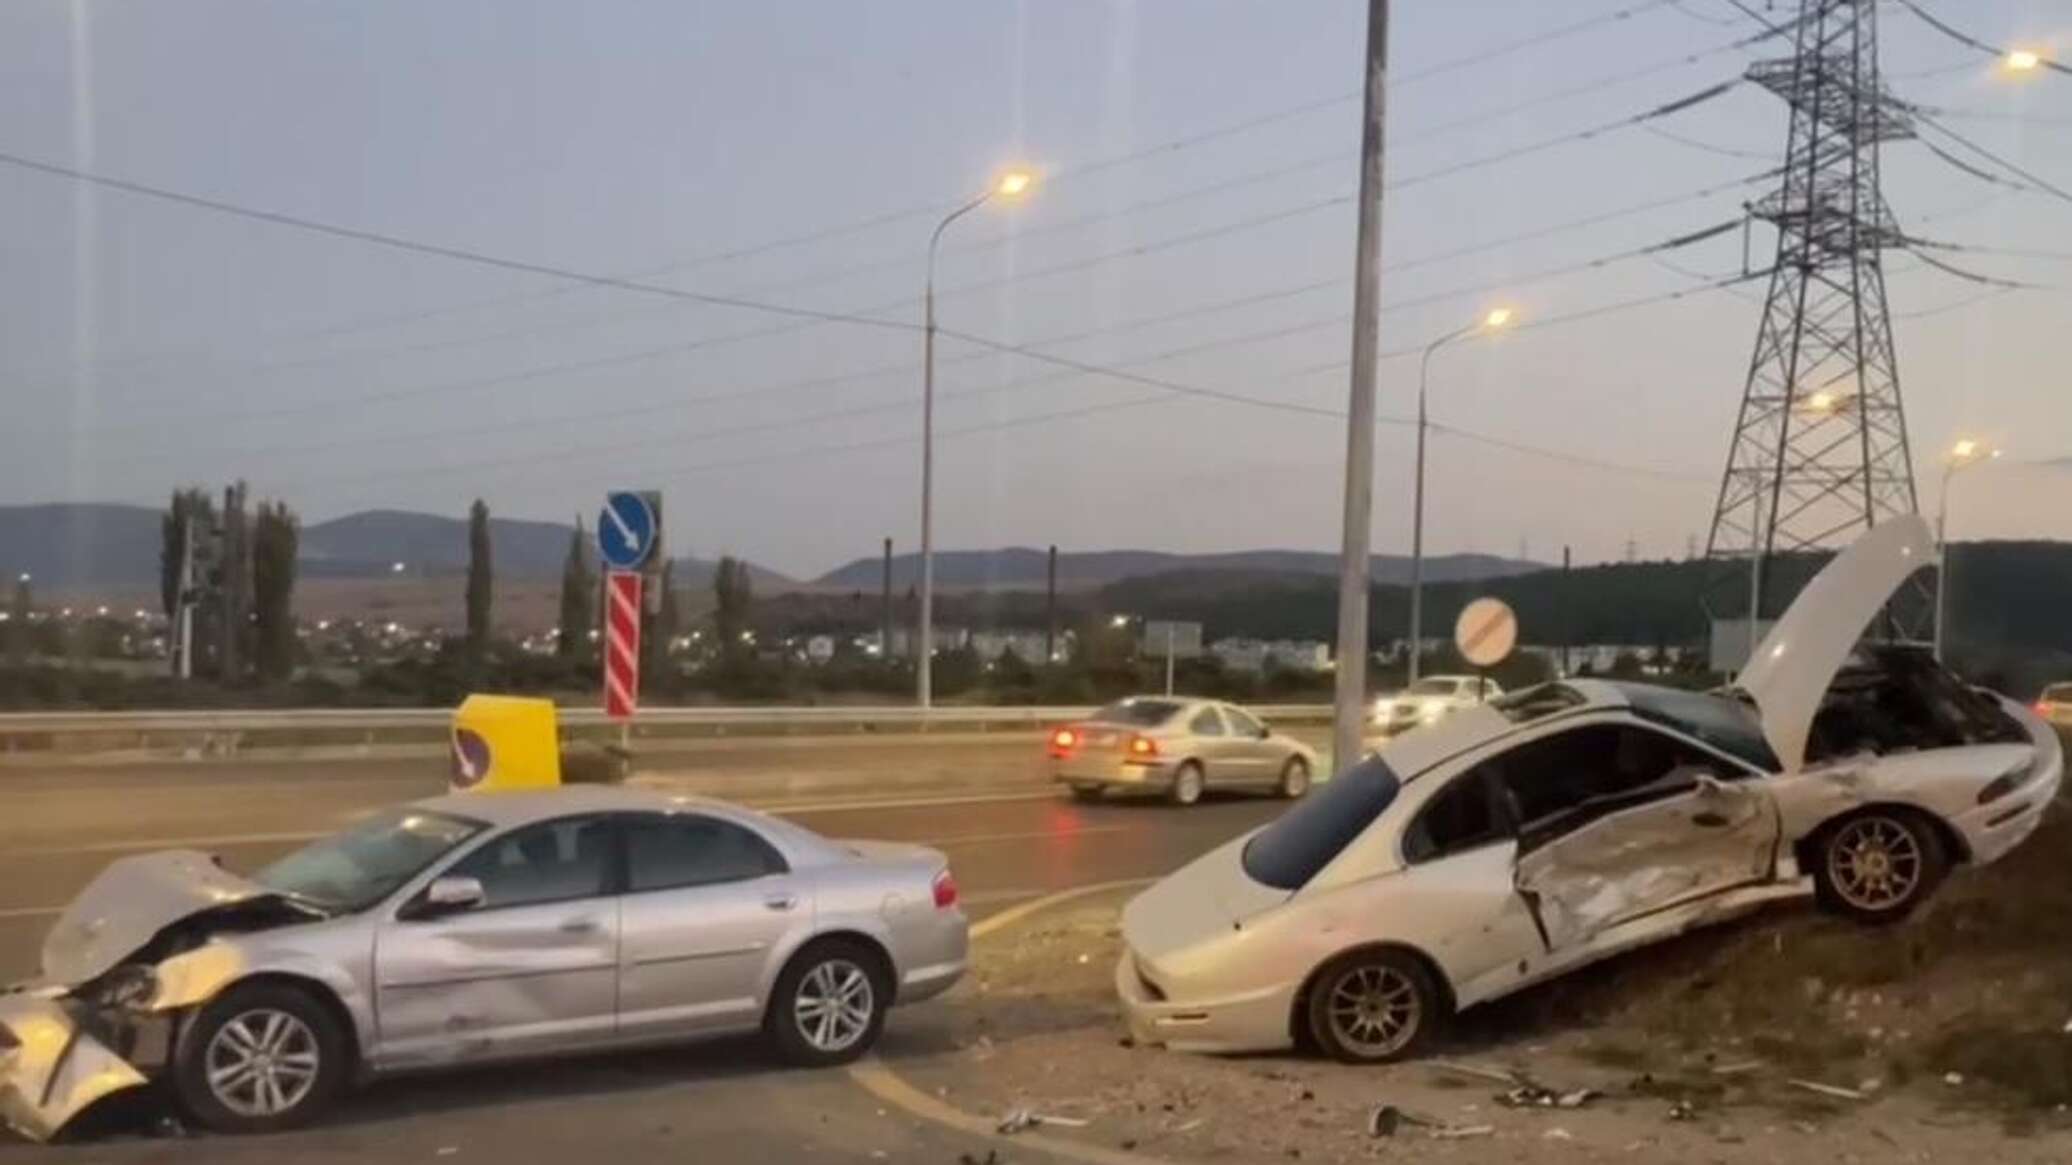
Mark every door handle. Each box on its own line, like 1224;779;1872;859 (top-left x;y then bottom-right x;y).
1691;812;1731;829
764;894;798;912
558;918;603;934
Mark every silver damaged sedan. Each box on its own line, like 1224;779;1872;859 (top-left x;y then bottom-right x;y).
0;786;967;1140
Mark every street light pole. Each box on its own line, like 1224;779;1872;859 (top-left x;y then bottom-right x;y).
917;171;1032;710
1934;440;2000;664
1330;0;1393;778
1407;308;1511;685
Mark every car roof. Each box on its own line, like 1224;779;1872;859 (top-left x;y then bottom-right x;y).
409;785;731;827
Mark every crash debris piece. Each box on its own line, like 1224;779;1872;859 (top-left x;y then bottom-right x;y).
1943;1072;1965;1087
1666;1100;1698;1122
995;1108;1089;1135
1495;1084;1600;1110
1427;1059;1524;1085
1710;1060;1763;1077
1429;1124;1496;1140
1787;1079;1868;1102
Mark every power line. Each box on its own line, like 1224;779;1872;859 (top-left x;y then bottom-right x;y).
1889;0;2071;76
80;0;1718;380
42;73;1758;438
1910;111;2072;206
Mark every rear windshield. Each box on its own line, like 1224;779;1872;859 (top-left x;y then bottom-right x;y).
1490;683;1587;723
2045;684;2072;702
1092;699;1181;727
1611;683;1779;772
1241;757;1402;891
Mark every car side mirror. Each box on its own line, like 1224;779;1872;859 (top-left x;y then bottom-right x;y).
407;875;485;919
1256;724;1272;739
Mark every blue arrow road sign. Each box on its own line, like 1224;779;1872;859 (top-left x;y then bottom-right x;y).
597;491;658;570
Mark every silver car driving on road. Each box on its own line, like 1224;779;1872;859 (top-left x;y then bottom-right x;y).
0;786;967;1140
1048;696;1318;805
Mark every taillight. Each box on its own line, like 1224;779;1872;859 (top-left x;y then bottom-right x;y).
932;869;959;909
2037;701;2051;717
1049;728;1078;757
1127;734;1159;759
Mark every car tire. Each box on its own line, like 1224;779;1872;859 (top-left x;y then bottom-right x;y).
1811;807;1950;924
171;980;351;1134
765;938;893;1067
1306;949;1444;1064
1069;783;1102;802
1168;761;1205;806
1277;756;1311;799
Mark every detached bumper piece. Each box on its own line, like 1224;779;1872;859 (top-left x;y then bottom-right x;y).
0;995;151;1143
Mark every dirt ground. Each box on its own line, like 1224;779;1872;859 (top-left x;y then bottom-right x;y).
886;823;2072;1165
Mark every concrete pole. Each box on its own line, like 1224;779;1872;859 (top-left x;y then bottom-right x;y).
1329;0;1393;777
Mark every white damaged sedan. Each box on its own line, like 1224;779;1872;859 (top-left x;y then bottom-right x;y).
1117;517;2063;1062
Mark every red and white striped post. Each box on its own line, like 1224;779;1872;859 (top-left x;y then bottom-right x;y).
604;570;643;726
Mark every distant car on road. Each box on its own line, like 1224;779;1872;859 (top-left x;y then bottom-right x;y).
1117;518;2062;1063
2038;683;2072;730
1373;674;1503;736
0;787;966;1140
1049;696;1317;805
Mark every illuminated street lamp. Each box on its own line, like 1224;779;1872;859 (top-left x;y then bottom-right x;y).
1407;307;1517;683
916;167;1036;710
2006;49;2042;73
1934;438;2003;662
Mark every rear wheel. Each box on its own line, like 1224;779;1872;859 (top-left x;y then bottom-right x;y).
171;981;350;1134
1168;761;1205;806
1277;756;1311;799
765;938;892;1067
1306;949;1443;1064
1813;808;1949;923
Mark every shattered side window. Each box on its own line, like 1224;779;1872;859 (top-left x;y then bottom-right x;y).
1613;683;1778;772
1402;770;1508;864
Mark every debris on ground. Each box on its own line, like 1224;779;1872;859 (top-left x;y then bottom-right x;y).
1428;1059;1524;1085
1786;1079;1868;1102
958;1153;1000;1165
1495;1083;1601;1109
1543;1127;1575;1141
995;1108;1088;1135
1710;1060;1763;1077
1366;1106;1402;1138
1666;1100;1698;1122
1943;1072;1966;1087
1428;1124;1496;1140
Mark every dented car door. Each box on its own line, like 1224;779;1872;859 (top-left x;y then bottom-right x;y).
1497;723;1780;951
374;815;621;1067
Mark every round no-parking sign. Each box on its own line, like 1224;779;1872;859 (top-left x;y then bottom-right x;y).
1454;597;1518;668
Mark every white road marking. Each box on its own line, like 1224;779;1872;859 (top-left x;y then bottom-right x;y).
0;905;61;920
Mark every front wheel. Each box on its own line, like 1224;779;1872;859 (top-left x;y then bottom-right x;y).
766;938;892;1067
1306;949;1444;1064
1278;756;1311;799
171;981;350;1134
1813;808;1949;923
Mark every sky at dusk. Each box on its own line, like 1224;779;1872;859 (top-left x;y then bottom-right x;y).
1;0;2068;578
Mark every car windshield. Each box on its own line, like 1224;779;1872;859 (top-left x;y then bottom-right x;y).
1611;683;1780;772
1092;699;1182;727
253;808;485;913
1407;679;1460;696
1241;757;1402;891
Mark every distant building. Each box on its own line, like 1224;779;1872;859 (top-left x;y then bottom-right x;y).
1211;638;1330;673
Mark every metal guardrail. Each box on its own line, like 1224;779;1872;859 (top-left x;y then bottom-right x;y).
0;703;1334;734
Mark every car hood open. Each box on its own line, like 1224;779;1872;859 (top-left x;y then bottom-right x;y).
36;849;281;987
1735;515;1935;774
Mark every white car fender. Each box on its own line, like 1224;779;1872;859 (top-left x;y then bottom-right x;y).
1767;741;2036;853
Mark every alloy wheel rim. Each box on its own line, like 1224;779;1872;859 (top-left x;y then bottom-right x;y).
1326;965;1420;1057
1829;816;1923;910
205;1008;320;1117
1177;767;1203;803
1285;761;1309;795
795;959;874;1052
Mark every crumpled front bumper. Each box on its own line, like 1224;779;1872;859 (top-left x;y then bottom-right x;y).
0;992;151;1143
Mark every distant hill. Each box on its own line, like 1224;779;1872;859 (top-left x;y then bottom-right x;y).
813;547;1542;591
0;503;793;590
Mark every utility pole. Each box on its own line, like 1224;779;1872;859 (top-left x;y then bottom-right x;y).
1560;544;1572;677
176;517;194;681
880;537;893;660
1045;544;1058;666
1164;624;1177;697
1330;0;1393;777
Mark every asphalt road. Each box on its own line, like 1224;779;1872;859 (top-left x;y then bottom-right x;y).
0;747;1291;1161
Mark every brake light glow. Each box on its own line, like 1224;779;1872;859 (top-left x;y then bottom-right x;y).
932;869;959;909
1128;734;1159;758
1049;727;1078;757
